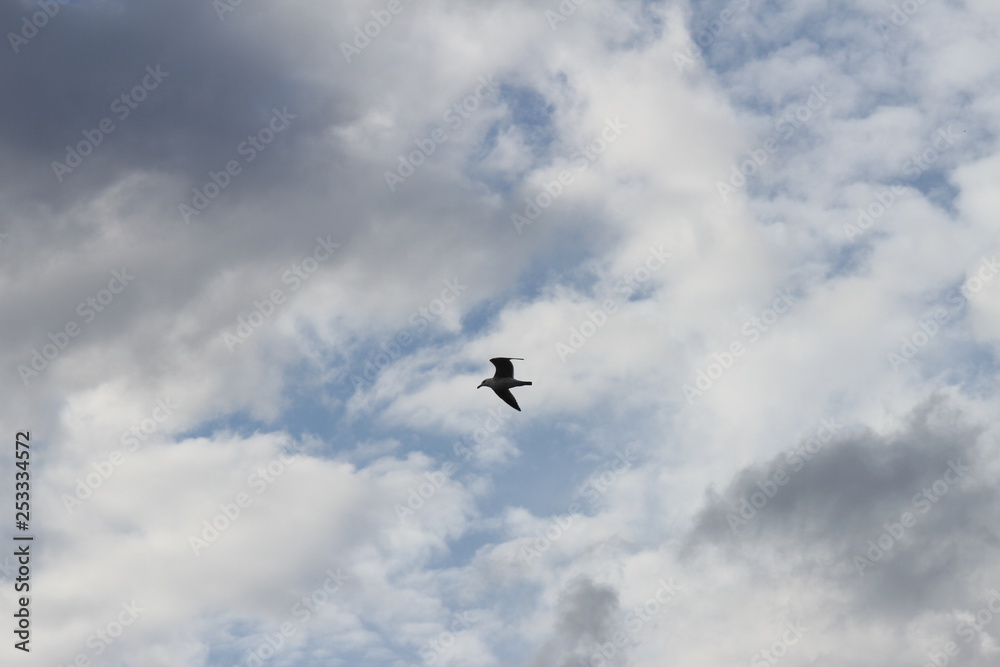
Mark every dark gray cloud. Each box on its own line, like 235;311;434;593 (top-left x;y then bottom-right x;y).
687;396;999;629
0;0;511;389
0;0;344;194
528;575;625;667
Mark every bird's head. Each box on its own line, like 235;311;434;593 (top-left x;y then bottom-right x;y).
477;380;487;389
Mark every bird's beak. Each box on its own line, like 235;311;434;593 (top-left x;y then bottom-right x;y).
477;382;484;388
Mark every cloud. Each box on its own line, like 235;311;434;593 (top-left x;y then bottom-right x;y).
527;575;623;667
682;396;1000;662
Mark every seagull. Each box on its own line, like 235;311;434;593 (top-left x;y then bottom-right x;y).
478;357;532;411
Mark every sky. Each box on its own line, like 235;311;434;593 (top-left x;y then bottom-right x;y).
2;0;1000;665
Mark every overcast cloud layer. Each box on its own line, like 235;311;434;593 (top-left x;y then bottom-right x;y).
2;0;1000;665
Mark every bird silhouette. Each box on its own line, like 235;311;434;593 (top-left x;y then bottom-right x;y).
477;357;532;411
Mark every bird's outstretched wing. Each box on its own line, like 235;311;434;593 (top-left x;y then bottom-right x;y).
490;357;523;379
492;387;521;411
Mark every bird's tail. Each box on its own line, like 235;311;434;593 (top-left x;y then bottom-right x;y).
515;381;532;387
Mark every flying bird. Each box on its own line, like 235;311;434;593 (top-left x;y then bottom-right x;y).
478;357;532;411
